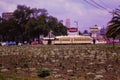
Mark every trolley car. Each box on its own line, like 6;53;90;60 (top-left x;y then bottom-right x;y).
43;35;92;45
54;35;92;45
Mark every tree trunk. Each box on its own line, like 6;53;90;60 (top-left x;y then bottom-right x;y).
113;38;115;48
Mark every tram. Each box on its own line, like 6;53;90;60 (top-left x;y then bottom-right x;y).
43;35;92;45
54;35;92;45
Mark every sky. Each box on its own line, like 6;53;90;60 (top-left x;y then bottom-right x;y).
0;0;120;32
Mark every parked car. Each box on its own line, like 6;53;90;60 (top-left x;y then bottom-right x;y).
31;41;39;45
1;42;8;46
7;41;16;46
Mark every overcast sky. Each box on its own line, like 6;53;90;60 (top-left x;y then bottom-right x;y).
0;0;120;31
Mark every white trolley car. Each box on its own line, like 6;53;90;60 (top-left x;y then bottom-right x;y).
43;35;92;45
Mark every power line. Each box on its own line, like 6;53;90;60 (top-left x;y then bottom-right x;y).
83;0;120;19
99;0;110;8
83;0;101;9
83;0;110;13
83;0;109;15
90;0;109;12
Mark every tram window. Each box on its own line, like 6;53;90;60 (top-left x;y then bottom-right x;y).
61;38;70;41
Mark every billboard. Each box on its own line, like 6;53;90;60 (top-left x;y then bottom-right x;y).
67;27;78;35
90;27;99;32
68;27;78;32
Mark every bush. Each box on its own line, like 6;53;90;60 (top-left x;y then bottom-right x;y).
37;68;51;78
22;63;29;68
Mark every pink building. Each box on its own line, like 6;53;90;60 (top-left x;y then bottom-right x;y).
65;19;70;28
2;12;13;20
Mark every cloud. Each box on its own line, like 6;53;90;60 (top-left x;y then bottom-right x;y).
0;0;119;31
0;1;16;17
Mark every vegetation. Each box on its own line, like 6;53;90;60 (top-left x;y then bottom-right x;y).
0;74;49;80
37;68;51;78
106;9;120;46
0;5;67;42
0;44;120;80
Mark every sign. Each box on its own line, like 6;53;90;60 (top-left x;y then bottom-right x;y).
68;27;78;32
90;27;99;32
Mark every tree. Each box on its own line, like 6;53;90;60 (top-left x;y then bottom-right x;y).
25;18;37;41
5;18;19;41
0;18;19;41
106;9;120;47
106;9;120;38
34;14;49;38
13;5;33;42
13;5;49;42
83;30;89;35
57;22;67;36
0;5;67;42
31;8;48;18
47;16;67;36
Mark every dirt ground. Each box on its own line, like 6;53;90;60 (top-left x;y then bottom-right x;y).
0;44;120;80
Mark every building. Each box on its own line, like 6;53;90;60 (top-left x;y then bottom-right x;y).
65;19;70;28
2;12;13;20
90;25;100;38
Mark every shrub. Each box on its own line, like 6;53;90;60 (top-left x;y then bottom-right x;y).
22;63;29;68
37;68;51;78
58;62;65;69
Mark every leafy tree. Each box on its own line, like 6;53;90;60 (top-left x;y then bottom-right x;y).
56;22;67;36
5;19;19;41
31;8;48;18
0;5;67;42
13;5;33;41
21;6;49;42
0;20;8;41
47;16;67;36
25;18;37;41
83;30;89;35
0;18;19;41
